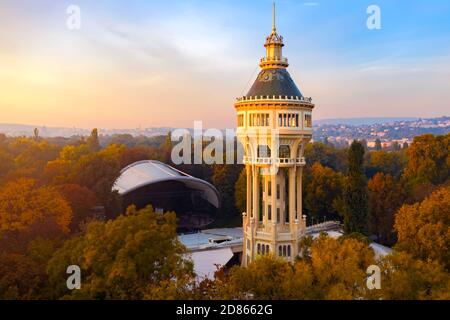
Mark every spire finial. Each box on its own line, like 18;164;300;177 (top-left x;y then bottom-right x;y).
272;2;276;32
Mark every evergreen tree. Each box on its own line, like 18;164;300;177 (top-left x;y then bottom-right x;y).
33;128;40;141
343;140;369;235
87;128;100;152
374;138;382;151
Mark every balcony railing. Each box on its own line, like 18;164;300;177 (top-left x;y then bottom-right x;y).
235;95;313;103
260;57;288;64
243;157;306;166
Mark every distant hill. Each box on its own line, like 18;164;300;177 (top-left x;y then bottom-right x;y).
0;123;173;138
314;117;419;126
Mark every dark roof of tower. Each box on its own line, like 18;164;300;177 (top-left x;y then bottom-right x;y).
246;68;302;98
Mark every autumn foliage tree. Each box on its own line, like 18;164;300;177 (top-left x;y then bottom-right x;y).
403;133;449;187
57;184;98;233
368;172;405;245
376;251;450;300
0;180;72;299
394;186;450;269
203;235;376;300
46;205;194;300
0;178;72;238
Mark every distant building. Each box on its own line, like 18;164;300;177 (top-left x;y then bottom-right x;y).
113;160;220;232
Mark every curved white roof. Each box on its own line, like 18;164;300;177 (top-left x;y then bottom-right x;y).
113;160;220;208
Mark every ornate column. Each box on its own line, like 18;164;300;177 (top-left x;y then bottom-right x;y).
288;166;296;233
246;165;252;218
271;173;277;240
296;167;303;222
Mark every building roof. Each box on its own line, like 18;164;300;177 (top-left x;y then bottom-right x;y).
188;248;234;280
246;68;303;98
113;160;220;208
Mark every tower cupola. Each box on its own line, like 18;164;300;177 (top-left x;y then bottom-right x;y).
260;3;289;69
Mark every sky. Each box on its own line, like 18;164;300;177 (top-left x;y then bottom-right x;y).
0;0;449;129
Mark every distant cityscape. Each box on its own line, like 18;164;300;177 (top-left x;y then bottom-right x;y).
313;116;450;148
1;116;449;149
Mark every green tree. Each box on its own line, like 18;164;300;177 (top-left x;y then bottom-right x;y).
304;142;347;172
70;144;124;216
343;141;369;235
234;168;247;214
365;150;407;179
304;162;344;218
46;205;194;300
403;133;449;186
212;164;241;217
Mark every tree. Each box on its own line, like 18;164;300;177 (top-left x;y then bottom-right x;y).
205;235;376;300
402;141;409;149
6;138;60;180
377;251;450;300
57;184;98;233
0;179;72;237
403;133;449;186
365;150;407;180
70;144;124;216
0;146;14;183
394;186;450;269
391;141;401;151
343;141;369;235
86;128;101;152
304;162;344;218
305;235;375;300
375;138;382;151
304;142;347;172
368;173;405;245
33;128;40;141
0;238;55;299
119;146;155;168
214;255;295;300
46;205;194;299
212;164;241;217
234;168;247;214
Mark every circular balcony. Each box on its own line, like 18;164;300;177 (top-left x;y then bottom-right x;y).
243;156;306;167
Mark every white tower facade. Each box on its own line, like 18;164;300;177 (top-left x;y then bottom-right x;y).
236;4;314;266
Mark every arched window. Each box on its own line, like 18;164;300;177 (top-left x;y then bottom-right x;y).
283;245;287;257
287;245;291;257
278;246;282;256
266;245;270;253
261;244;265;255
257;243;261;254
279;145;290;158
257;145;271;158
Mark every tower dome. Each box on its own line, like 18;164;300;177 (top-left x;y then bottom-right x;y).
246;68;302;98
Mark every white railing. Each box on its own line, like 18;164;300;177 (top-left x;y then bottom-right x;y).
243;157;306;165
236;95;313;103
305;221;341;234
260;57;288;63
